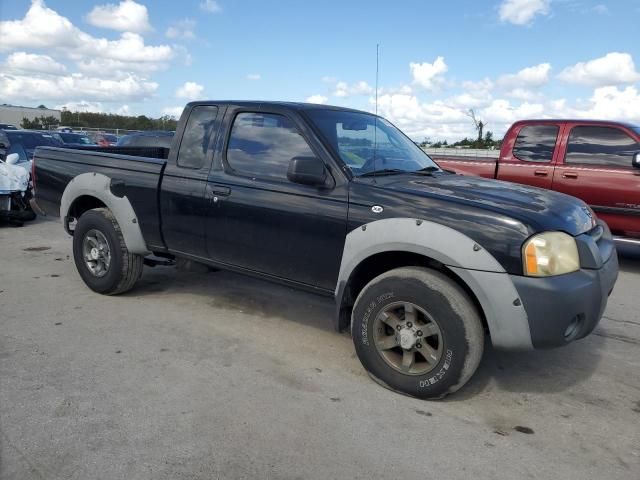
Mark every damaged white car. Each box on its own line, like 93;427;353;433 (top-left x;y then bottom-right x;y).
0;153;36;225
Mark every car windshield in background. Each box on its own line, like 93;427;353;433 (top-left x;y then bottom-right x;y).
117;132;174;148
59;133;94;144
305;109;440;176
104;134;118;143
5;131;61;162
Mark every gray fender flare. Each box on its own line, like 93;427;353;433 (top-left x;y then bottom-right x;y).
335;218;532;350
60;172;149;255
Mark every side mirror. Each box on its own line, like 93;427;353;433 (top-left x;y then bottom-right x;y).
5;153;19;165
633;152;640;169
287;156;327;186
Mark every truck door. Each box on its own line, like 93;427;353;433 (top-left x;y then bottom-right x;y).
552;124;640;237
204;107;349;292
159;105;221;256
496;123;560;189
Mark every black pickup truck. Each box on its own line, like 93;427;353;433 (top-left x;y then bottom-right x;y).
32;101;618;399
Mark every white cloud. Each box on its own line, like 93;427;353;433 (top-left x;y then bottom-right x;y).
5;52;66;74
0;0;85;51
0;2;173;72
574;86;640;121
162;106;185;118
332;80;374;97
200;0;222;13
175;81;204;100
246;73;261;80
0;73;158;102
504;88;542;101
499;0;551;25
409;57;448;90
498;63;551;88
305;95;328;104
86;0;151;33
590;4;609;15
166;19;196;40
558;52;640;86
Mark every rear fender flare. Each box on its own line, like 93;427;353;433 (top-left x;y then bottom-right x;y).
60;172;149;254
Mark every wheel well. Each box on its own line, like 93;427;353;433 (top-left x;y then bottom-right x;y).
338;251;488;333
68;195;107;222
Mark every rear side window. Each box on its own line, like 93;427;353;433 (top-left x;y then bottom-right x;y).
177;106;219;169
513;125;559;163
226;112;315;180
566;126;639;167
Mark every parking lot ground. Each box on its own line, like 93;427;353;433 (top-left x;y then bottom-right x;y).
1;217;639;480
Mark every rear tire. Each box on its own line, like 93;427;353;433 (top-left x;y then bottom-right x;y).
352;267;484;399
72;208;143;295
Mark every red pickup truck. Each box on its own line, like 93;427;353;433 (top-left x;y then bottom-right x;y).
435;120;640;243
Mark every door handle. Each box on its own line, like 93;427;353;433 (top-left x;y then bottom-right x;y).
533;170;548;177
206;185;231;197
562;171;578;179
206;185;231;204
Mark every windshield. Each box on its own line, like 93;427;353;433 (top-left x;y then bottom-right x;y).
6;132;61;161
305;109;440;176
59;133;93;144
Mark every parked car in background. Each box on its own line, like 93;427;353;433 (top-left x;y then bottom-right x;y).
52;132;97;147
0;123;19;130
88;132;119;147
116;131;174;148
435;120;640;244
0;130;55;224
0;129;62;162
32;101;618;399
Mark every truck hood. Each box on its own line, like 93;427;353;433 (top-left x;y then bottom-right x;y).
372;173;596;236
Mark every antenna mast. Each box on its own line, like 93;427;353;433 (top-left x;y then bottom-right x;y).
375;44;379;116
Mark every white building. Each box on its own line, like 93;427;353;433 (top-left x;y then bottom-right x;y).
0;104;61;128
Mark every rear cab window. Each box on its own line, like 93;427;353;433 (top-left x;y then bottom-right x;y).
177;105;219;169
565;126;640;167
225;112;315;180
512;125;559;163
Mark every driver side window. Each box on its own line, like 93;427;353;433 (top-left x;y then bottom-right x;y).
226;112;315;181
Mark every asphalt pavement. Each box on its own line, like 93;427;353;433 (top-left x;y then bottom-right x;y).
1;217;639;479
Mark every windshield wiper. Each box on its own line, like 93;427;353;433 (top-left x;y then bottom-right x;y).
358;168;408;177
412;166;441;176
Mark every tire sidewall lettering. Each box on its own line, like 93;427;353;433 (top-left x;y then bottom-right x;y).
360;292;395;346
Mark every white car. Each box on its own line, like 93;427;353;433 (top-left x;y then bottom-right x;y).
0;153;36;225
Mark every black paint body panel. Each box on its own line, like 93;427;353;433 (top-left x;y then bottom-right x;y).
34;101;599;290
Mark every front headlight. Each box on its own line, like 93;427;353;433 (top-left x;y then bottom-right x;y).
522;232;580;277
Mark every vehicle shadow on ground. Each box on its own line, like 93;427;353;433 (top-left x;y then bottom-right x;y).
130;264;614;400
126;266;337;333
448;333;607;401
617;244;640;273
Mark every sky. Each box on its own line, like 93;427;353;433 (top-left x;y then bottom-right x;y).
1;0;640;141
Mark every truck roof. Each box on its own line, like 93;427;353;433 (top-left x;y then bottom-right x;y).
185;100;371;115
512;118;639;128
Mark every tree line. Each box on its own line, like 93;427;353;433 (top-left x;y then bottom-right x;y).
21;109;178;131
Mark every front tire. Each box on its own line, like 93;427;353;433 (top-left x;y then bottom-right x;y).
72;208;143;295
352;267;484;399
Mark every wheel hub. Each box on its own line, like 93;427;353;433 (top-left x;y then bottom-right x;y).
399;328;417;349
82;229;111;278
372;301;444;376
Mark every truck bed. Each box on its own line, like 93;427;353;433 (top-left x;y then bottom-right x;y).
34;146;166;248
